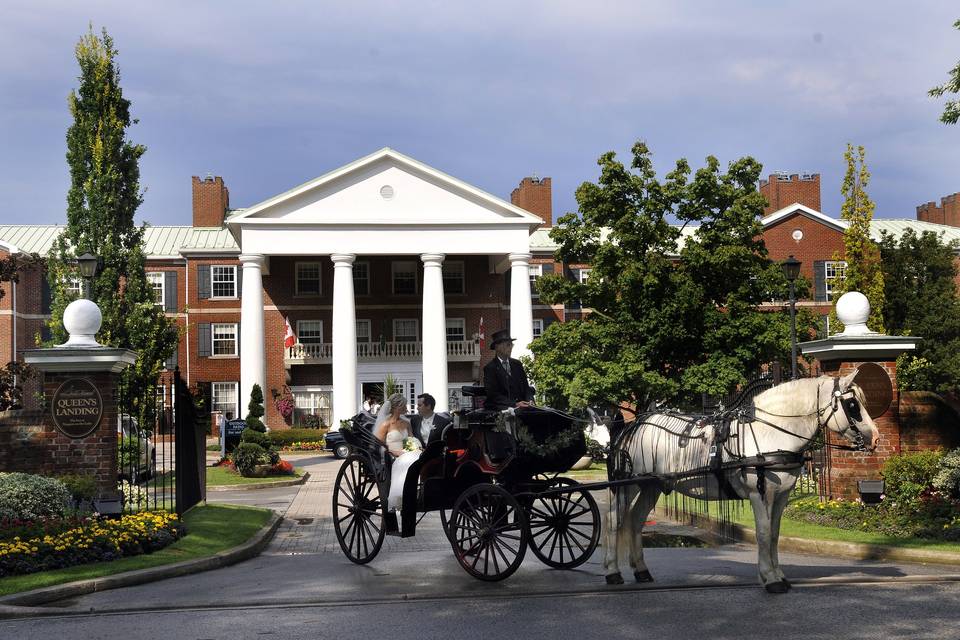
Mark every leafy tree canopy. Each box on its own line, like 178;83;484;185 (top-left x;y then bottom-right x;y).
46;27;177;404
930;19;960;125
880;229;960;393
530;142;815;411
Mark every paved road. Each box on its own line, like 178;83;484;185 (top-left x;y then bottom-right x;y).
3;452;958;637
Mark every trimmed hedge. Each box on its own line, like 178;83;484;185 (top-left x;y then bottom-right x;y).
269;428;326;447
0;473;70;521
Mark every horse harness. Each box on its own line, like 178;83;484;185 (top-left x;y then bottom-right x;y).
612;378;869;502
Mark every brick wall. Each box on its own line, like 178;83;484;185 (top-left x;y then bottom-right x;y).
511;177;552;227
759;173;821;215
0;371;121;501
917;192;960;227
192;176;229;228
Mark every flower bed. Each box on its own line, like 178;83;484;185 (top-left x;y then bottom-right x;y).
280;441;325;452
0;511;183;577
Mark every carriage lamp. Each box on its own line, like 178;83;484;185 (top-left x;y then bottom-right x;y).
781;255;802;380
76;252;100;300
857;479;885;506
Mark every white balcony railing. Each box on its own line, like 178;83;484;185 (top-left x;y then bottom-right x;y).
285;340;480;364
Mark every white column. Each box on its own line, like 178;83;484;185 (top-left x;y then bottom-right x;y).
239;254;266;410
332;253;358;426
509;252;535;360
421;253;449;412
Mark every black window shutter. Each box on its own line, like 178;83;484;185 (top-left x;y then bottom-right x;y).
541;263;554;275
236;265;242;298
198;323;211;357
164;271;178;312
165;343;179;370
504;271;511;302
544;315;556;329
41;277;52;315
198;265;211;299
813;261;826;302
566;268;581;310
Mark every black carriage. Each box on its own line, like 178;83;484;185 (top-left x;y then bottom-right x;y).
332;386;602;581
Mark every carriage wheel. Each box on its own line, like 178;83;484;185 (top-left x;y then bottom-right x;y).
439;509;452;542
525;477;601;569
448;484;528;581
332;455;385;564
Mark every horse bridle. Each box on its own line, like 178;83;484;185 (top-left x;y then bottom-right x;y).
817;377;866;451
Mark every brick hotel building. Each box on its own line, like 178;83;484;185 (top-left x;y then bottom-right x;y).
1;149;958;430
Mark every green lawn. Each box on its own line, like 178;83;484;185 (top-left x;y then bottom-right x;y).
566;462;607;482
662;496;960;553
0;503;272;597
206;466;304;486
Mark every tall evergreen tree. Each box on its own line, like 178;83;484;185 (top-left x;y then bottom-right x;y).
531;142;815;410
830;144;885;333
929;19;960;125
47;28;177;405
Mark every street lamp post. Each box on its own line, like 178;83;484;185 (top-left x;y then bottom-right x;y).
782;255;802;380
76;252;99;300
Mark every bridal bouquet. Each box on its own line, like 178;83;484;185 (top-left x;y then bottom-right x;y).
402;437;422;452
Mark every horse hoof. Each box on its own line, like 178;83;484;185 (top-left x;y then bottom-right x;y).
634;570;654;583
764;580;790;594
605;573;624;585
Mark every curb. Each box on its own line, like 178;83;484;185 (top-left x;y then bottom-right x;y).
655;507;960;566
206;471;310;492
0;511;284;616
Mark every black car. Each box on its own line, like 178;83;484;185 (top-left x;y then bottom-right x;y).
324;429;351;459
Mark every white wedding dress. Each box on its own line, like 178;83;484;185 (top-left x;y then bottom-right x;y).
383;421;422;511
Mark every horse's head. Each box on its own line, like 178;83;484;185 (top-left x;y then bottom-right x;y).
823;371;879;452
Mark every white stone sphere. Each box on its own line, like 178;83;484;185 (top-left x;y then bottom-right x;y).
836;291;871;335
62;298;102;338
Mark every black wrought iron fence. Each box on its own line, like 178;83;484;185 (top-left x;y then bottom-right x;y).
116;367;204;515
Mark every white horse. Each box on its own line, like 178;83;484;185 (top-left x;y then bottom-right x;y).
602;372;880;593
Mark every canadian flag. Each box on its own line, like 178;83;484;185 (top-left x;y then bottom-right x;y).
478;316;485;350
284;317;296;349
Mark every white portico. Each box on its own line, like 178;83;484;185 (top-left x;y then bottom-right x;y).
226;148;542;424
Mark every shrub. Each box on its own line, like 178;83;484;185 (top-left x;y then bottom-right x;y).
881;450;944;504
269;428;326;447
270;460;295;475
585;437;608;461
0;473;70;521
233;442;269;476
119;480;148;511
118;436;144;470
240;428;271;450
933;447;960;499
57;474;98;507
301;414;322;429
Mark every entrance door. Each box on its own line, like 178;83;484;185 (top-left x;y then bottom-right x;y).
393;378;418;413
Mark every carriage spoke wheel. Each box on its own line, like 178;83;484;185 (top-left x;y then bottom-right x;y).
333;455;385;564
526;477;600;569
449;484;528;581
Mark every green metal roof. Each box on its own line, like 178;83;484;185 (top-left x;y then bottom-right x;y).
181;227;239;253
869;219;960;245
0;225;235;258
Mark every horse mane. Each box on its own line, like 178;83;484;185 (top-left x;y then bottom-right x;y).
751;376;825;417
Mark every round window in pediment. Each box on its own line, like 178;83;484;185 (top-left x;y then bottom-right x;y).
380;185;395;200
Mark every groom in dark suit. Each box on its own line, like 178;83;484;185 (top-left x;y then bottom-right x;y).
411;393;451;445
483;329;535;411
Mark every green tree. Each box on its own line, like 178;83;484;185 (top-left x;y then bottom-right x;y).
929;19;960;125
46;28;178;406
531;142;815;410
880;229;960;393
830;144;885;333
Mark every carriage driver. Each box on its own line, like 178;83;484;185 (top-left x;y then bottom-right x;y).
483;329;535;411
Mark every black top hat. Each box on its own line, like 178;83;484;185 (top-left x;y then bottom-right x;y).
489;329;515;350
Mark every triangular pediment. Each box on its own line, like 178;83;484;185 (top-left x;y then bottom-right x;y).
762;203;848;233
227;148;542;228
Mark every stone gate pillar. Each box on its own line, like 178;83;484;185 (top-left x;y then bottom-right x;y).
19;298;137;514
799;292;918;499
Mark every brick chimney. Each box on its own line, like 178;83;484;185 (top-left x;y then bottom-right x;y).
511;176;552;227
759;172;821;216
192;175;229;227
917;192;960;227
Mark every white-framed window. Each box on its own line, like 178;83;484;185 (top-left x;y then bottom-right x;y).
146;272;165;306
63;276;84;297
356;319;371;343
393;318;418;342
578;268;591;283
825;261;847;302
443;260;465;294
532;319;544;339
353;261;370;296
212;323;238;356
296;262;322;296
211;265;237;299
446;318;465;342
212;382;239;419
297;320;323;344
392;261;417;295
291;387;332;428
529;264;543;299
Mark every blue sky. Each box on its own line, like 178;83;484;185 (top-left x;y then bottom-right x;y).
1;1;958;226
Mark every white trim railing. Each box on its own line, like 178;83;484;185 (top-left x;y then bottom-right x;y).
285;340;480;364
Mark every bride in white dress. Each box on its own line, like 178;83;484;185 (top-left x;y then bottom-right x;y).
372;392;422;511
